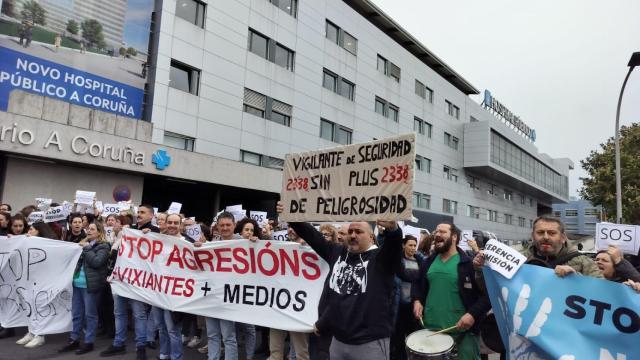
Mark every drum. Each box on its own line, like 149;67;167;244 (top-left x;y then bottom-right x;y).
405;329;455;359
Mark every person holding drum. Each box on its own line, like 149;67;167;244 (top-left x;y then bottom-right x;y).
411;222;490;360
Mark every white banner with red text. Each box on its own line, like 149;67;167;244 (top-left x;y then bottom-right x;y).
110;229;330;332
0;236;82;335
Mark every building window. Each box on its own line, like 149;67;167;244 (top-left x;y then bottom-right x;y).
268;0;297;17
519;194;526;205
487;209;498;222
175;0;206;27
529;219;533;228
377;54;400;82
241;150;284;169
274;43;295;70
443;199;458;214
467;176;479;190
243;88;292;127
415;155;431;173
375;97;386;116
323;69;338;92
504;190;513;201
565;209;578;217
325;20;357;55
584;208;600;216
413;192;431;209
248;30;268;58
169;59;200;95
323;68;355;100
444;132;459;150
414;117;425;135
518;217;526;227
320;118;352;145
443;166;458;182
466;205;480;219
488;183;496;196
374;96;399;121
505;214;513;225
163;131;195;151
415;80;434;103
248;29;295;71
241;150;262;166
446;99;460;119
388;104;399;122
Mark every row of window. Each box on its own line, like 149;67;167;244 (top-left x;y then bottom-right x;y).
175;0;297;28
243;88;293;126
377;55;401;82
322;68;355;100
326;20;357;55
240;150;285;169
248;29;295;71
468;176;536;207
374;96;399;122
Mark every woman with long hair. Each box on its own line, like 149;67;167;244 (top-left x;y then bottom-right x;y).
59;222;111;355
595;245;640;283
0;211;10;236
8;214;28;235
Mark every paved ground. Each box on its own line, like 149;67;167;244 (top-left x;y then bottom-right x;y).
0;326;270;360
0;37;146;88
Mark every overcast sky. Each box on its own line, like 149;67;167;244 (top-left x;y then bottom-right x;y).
371;0;640;198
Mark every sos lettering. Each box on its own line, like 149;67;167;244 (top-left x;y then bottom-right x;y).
599;227;633;242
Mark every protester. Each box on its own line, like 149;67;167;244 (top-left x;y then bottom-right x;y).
152;213;185;360
54;34;62;52
417;233;434;256
100;206;156;359
277;201;402;360
267;227;310;360
0;211;11;235
20;205;37;217
8;214;28;235
82;213;95;229
196;211;240;360
66;214;86;242
27;221;59;240
412;223;490;360
319;224;338;243
58;222;110;354
595;245;640;283
156;212;168;233
335;223;349;245
0;203;11;212
390;235;424;360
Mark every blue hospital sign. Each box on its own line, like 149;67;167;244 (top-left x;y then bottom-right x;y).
0;47;144;118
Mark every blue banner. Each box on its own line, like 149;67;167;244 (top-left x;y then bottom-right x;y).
0;47;144;119
483;265;639;360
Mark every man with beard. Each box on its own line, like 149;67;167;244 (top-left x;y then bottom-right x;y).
411;222;489;360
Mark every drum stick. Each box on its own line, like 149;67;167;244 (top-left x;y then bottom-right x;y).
424;325;458;338
419;317;425;328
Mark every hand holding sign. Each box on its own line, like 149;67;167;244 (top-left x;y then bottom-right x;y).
250;211;268;226
595;223;640;255
185;224;202;242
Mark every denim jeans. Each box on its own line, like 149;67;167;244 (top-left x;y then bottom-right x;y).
71;286;100;343
147;305;159;342
113;294;148;348
236;323;256;359
154;307;183;360
206;317;237;360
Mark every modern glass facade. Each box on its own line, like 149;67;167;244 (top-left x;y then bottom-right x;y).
490;131;568;198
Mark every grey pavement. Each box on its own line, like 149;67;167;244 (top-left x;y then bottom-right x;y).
0;36;146;88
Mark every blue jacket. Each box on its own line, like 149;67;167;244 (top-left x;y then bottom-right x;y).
411;247;490;333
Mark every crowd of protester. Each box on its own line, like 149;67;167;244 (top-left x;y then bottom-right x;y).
0;197;639;360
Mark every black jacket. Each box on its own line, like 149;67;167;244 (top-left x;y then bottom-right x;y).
411;247;491;333
75;241;111;293
290;222;403;345
613;259;640;283
66;229;86;243
132;221;160;233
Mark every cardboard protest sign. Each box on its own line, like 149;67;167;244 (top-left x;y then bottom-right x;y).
44;206;67;223
595;223;640;256
167;202;182;215
280;133;415;222
75;190;95;205
482;239;526;279
460;230;473;251
272;230;289;241
28;211;44;224
250;211;268;226
35;198;52;210
102;203;120;216
483;265;639;359
225;205;247;223
0;236;82;335
110;229;330;332
185;224;202;242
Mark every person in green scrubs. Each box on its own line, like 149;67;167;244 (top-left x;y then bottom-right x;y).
411;223;490;360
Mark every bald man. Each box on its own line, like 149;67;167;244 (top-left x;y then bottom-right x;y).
277;202;403;360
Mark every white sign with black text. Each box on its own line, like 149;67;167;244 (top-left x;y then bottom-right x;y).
595;223;640;255
482;239;526;279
